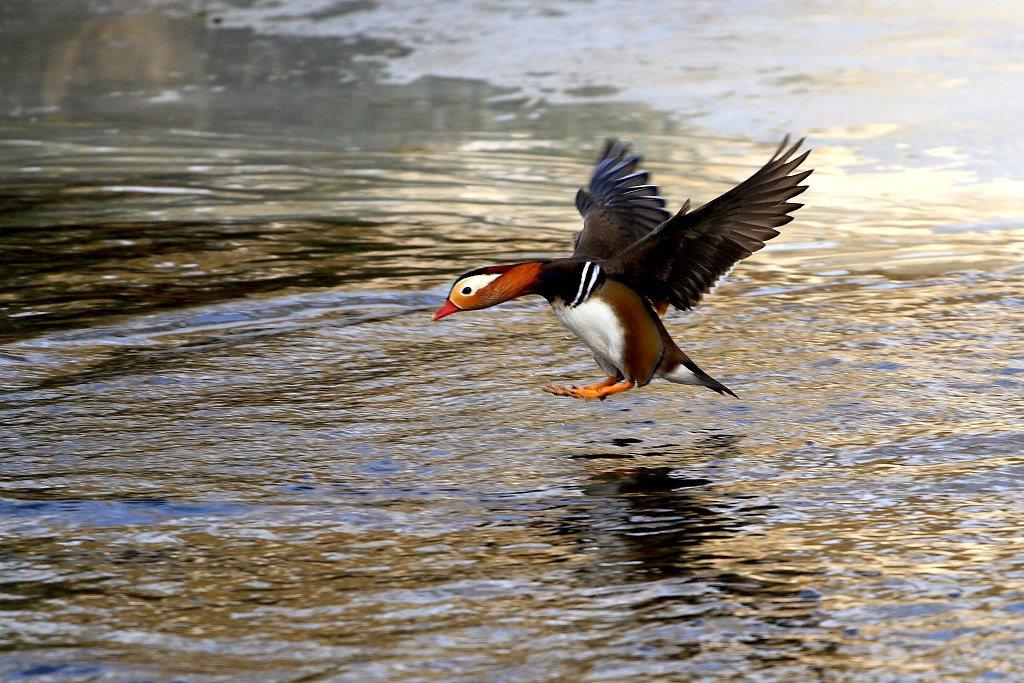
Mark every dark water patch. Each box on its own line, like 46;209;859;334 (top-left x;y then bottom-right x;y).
569;451;635;460
6;662;109;680
0;497;248;528
0;212;450;343
0;652;207;682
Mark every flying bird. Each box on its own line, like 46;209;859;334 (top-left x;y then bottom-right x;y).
433;136;812;400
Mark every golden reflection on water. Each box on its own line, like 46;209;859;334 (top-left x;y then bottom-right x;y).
3;89;1024;683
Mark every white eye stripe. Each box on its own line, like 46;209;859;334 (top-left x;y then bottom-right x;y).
570;261;601;307
453;273;501;297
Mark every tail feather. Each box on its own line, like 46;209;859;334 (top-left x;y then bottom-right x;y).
663;354;738;398
683;357;738;398
705;379;738;399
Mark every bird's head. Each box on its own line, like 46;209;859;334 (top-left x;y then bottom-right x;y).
432;262;544;320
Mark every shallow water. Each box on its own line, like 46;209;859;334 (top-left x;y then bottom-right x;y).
3;1;1024;681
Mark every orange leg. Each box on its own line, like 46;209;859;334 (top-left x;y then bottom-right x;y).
544;375;617;396
543;377;636;401
579;376;620;392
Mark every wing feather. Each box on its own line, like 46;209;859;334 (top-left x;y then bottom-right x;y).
604;137;812;311
572;139;673;261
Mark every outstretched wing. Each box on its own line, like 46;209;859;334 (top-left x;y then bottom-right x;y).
571;139;672;261
604;137;812;311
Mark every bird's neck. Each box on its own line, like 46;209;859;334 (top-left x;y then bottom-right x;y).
534;259;605;306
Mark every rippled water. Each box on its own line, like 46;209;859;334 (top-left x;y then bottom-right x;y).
3;1;1024;681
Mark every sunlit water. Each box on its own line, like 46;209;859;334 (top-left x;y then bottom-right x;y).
3;2;1024;682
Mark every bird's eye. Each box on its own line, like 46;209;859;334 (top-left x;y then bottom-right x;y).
461;286;473;295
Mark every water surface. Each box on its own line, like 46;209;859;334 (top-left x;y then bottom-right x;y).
2;1;1024;681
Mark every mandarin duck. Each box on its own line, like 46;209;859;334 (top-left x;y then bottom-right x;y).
433;136;811;400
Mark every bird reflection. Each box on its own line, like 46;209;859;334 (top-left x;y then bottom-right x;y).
559;434;817;595
574;435;749;580
546;434;831;666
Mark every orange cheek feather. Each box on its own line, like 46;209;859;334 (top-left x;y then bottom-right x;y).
495;262;542;299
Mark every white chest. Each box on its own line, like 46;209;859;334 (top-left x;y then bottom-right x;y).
552;298;626;368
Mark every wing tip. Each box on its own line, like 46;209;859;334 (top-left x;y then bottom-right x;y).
772;135;811;165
